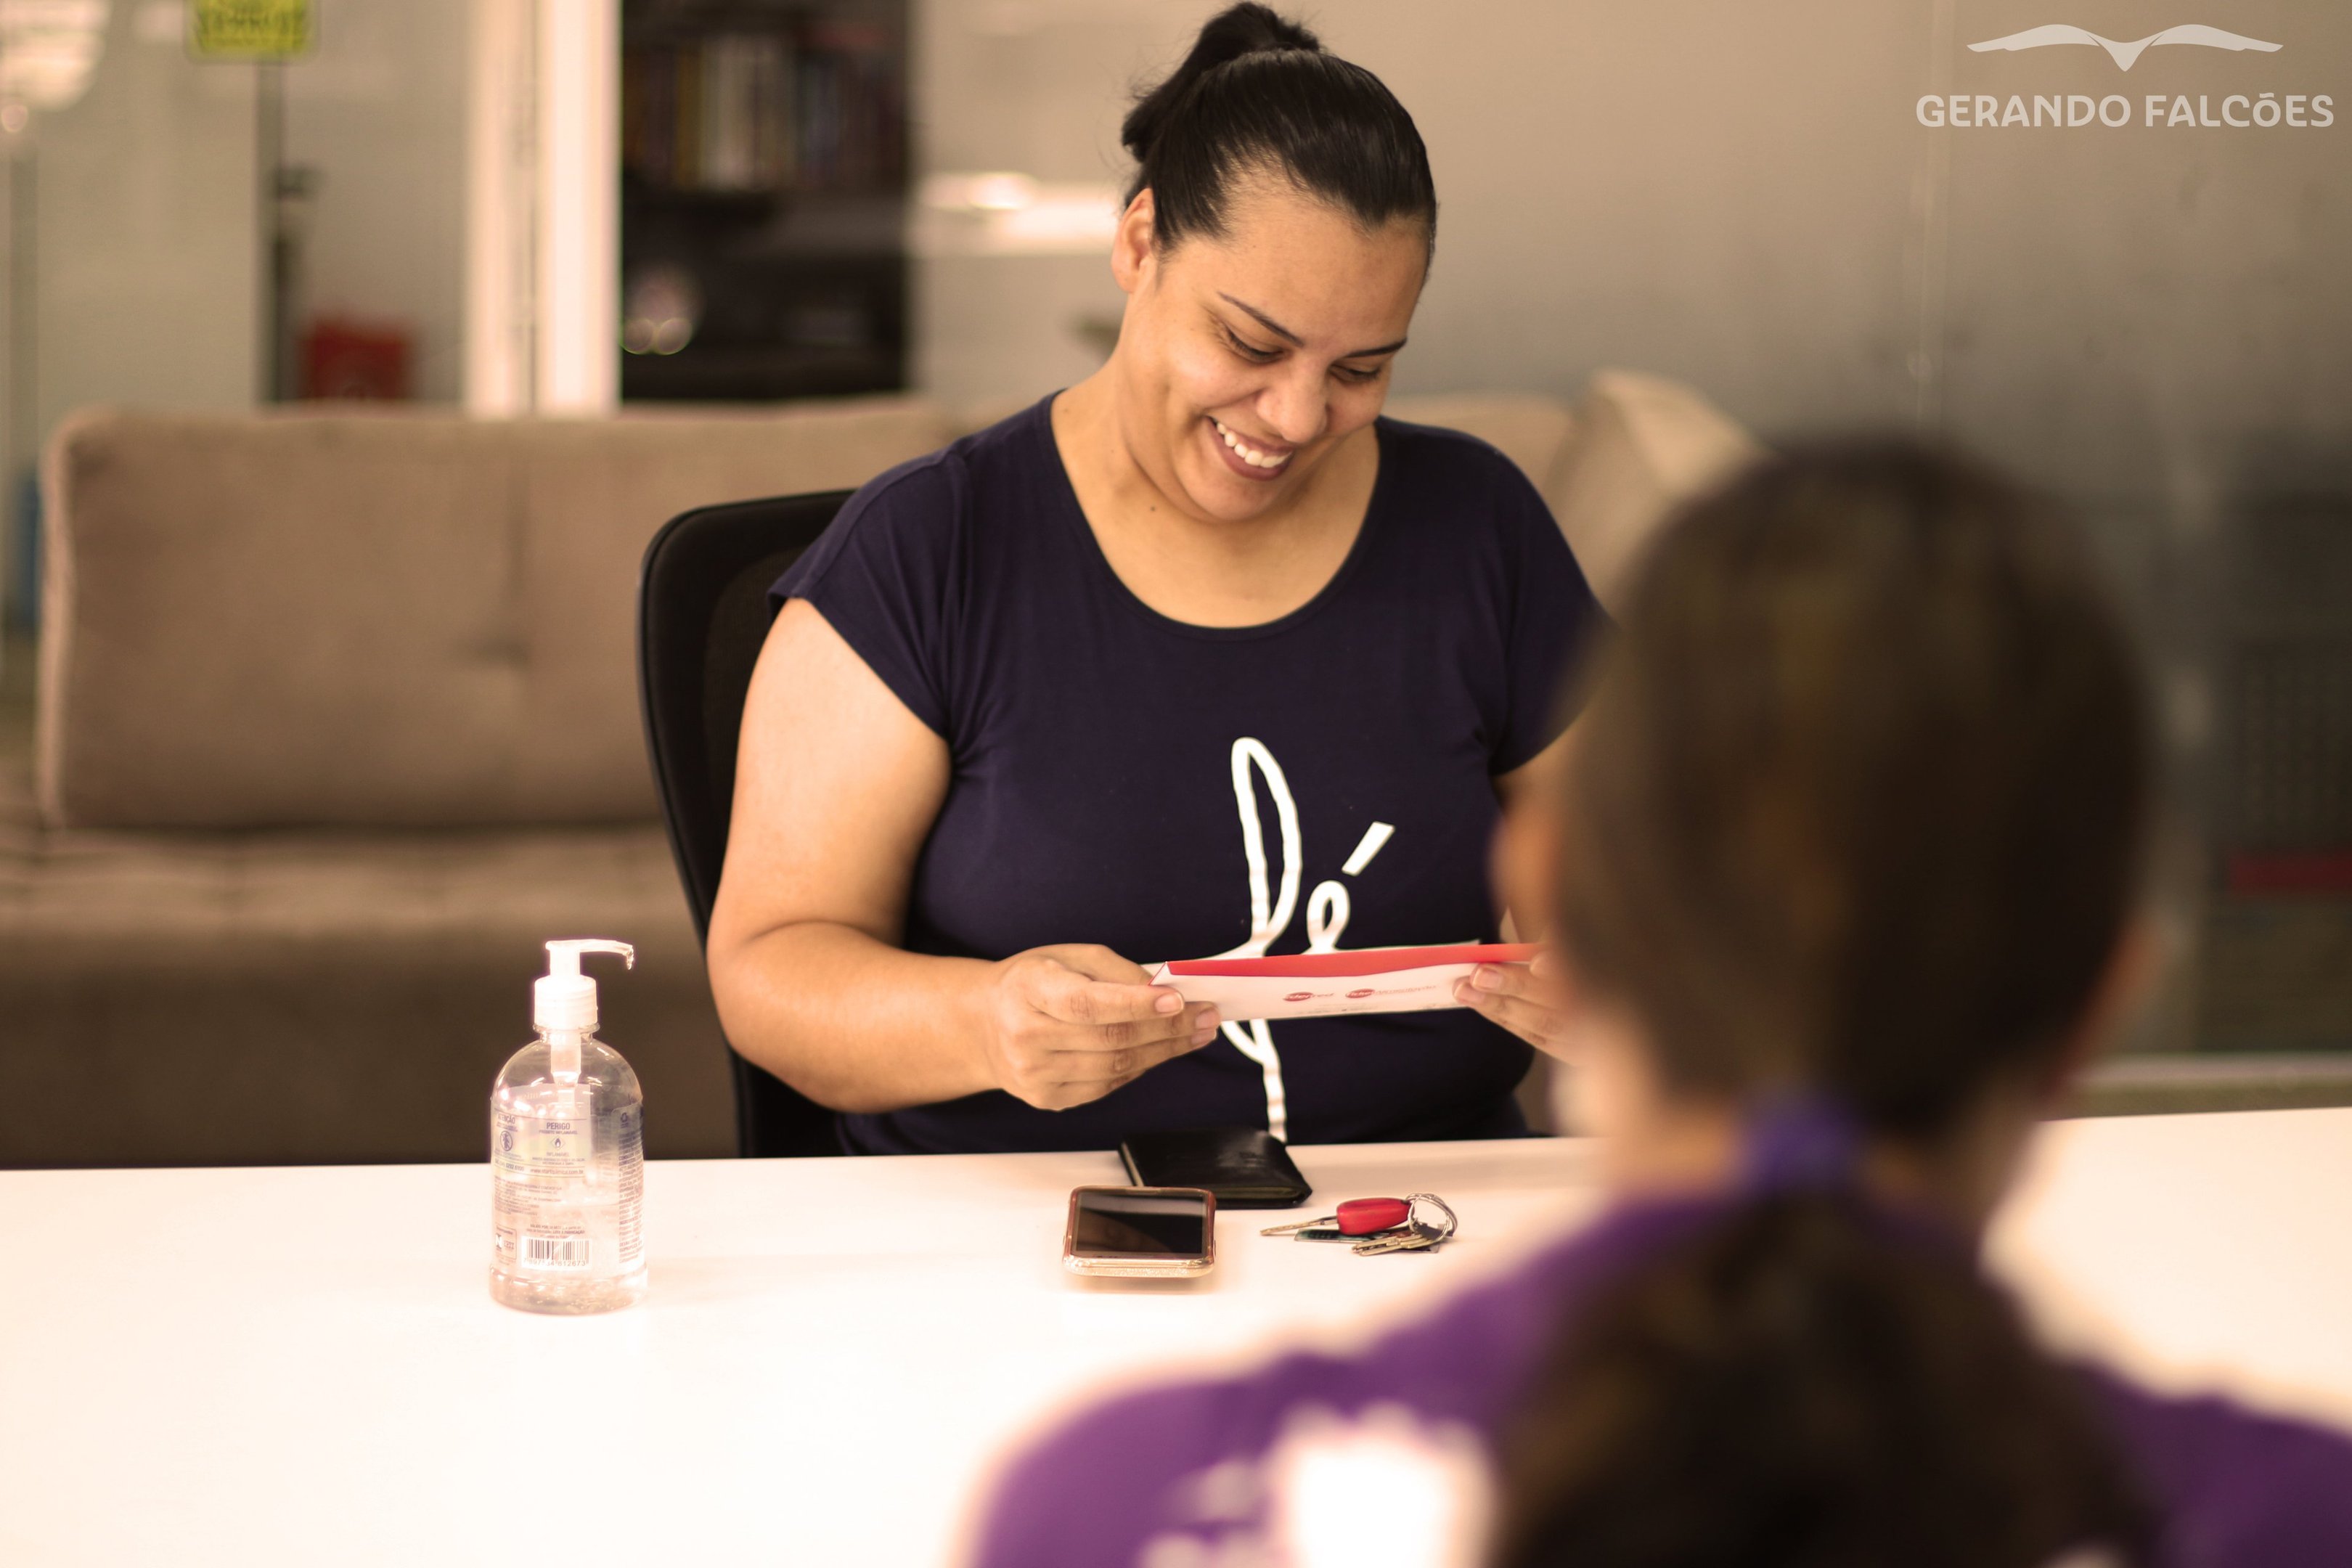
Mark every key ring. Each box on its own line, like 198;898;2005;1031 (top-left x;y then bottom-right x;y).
1403;1193;1457;1243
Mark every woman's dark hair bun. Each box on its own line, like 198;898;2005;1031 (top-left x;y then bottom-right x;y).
1119;4;1435;256
1120;4;1323;165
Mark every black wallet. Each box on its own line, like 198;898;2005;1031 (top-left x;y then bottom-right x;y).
1119;1127;1312;1209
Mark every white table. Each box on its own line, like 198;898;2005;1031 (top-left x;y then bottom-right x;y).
4;1109;2349;1567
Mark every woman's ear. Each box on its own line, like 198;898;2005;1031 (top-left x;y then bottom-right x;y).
1110;189;1158;295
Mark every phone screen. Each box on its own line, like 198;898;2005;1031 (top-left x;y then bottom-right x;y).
1071;1190;1211;1257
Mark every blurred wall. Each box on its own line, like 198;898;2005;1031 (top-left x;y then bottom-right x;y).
915;0;2352;1054
283;0;470;404
912;0;2351;512
911;0;1164;406
33;6;261;441
26;0;467;451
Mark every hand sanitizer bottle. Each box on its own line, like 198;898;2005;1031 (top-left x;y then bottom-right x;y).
490;939;647;1315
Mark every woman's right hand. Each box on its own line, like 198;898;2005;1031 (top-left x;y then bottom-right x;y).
974;944;1221;1111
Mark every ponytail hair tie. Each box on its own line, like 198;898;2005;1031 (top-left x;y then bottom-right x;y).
1740;1094;1863;1195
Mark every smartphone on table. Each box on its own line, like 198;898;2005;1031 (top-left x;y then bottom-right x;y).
1063;1185;1216;1278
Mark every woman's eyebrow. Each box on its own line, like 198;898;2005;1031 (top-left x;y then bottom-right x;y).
1216;292;1408;359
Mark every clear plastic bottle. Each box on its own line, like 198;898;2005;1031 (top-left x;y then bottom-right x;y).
490;939;647;1315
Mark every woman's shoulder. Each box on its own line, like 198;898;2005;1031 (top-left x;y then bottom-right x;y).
842;399;1053;527
1374;412;1550;504
1371;412;1569;566
2089;1368;2352;1560
1367;412;1601;659
787;398;1058;586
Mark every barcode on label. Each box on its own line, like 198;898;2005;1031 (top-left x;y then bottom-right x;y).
523;1236;589;1270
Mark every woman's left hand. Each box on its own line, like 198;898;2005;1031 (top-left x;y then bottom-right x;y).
1454;950;1573;1060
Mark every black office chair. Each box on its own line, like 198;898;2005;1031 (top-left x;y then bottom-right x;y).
637;490;854;1157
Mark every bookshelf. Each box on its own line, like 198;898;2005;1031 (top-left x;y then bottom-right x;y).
619;0;907;401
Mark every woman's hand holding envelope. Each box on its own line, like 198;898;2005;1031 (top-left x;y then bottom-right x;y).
973;944;1222;1111
1454;950;1575;1058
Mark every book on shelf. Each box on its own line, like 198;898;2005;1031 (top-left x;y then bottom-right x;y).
624;22;903;197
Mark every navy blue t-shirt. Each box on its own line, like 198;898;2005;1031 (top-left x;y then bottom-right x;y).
772;396;1602;1154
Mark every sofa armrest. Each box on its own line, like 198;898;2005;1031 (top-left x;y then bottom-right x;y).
1548;370;1763;614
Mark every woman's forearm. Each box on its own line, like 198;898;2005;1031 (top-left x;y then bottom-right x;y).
709;922;1001;1114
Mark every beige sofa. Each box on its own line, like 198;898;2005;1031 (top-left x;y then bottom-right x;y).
0;377;1756;1167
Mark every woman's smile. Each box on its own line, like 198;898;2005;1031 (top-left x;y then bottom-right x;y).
1208;415;1296;479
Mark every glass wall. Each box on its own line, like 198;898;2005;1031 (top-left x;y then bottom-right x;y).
3;0;2343;1088
910;0;2352;1079
0;0;469;637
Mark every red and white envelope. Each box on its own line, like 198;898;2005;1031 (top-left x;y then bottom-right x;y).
1146;943;1538;1022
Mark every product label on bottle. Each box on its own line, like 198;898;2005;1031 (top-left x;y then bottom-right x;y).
492;1104;639;1276
500;1113;589;1177
615;1106;643;1268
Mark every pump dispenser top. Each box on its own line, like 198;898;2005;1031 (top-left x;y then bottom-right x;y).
536;939;634;1031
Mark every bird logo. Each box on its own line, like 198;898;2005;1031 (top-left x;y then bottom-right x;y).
1969;24;2282;71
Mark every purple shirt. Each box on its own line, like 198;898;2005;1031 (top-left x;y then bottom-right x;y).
974;1194;2352;1566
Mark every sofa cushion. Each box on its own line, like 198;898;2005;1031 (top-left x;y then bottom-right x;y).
0;810;735;1165
38;398;960;829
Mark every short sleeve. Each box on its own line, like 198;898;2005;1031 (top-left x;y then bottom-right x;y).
1488;457;1607;774
769;454;966;740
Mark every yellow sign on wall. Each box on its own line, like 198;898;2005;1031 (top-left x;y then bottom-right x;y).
189;0;315;62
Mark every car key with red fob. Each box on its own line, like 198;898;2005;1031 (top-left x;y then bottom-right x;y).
1259;1197;1412;1238
1259;1193;1457;1253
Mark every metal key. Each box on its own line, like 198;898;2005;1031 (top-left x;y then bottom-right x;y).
1349;1193;1459;1256
1352;1220;1443;1256
1260;1197;1413;1238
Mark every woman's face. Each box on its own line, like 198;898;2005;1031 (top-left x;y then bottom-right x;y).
1108;175;1427;524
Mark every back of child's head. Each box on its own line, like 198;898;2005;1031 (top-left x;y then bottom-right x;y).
1498;438;2155;1568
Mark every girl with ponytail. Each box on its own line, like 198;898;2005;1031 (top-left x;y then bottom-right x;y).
974;439;2352;1567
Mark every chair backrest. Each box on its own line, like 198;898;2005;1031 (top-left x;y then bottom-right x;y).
638;490;853;1157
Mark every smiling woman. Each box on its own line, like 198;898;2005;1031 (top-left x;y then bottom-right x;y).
703;3;1606;1156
